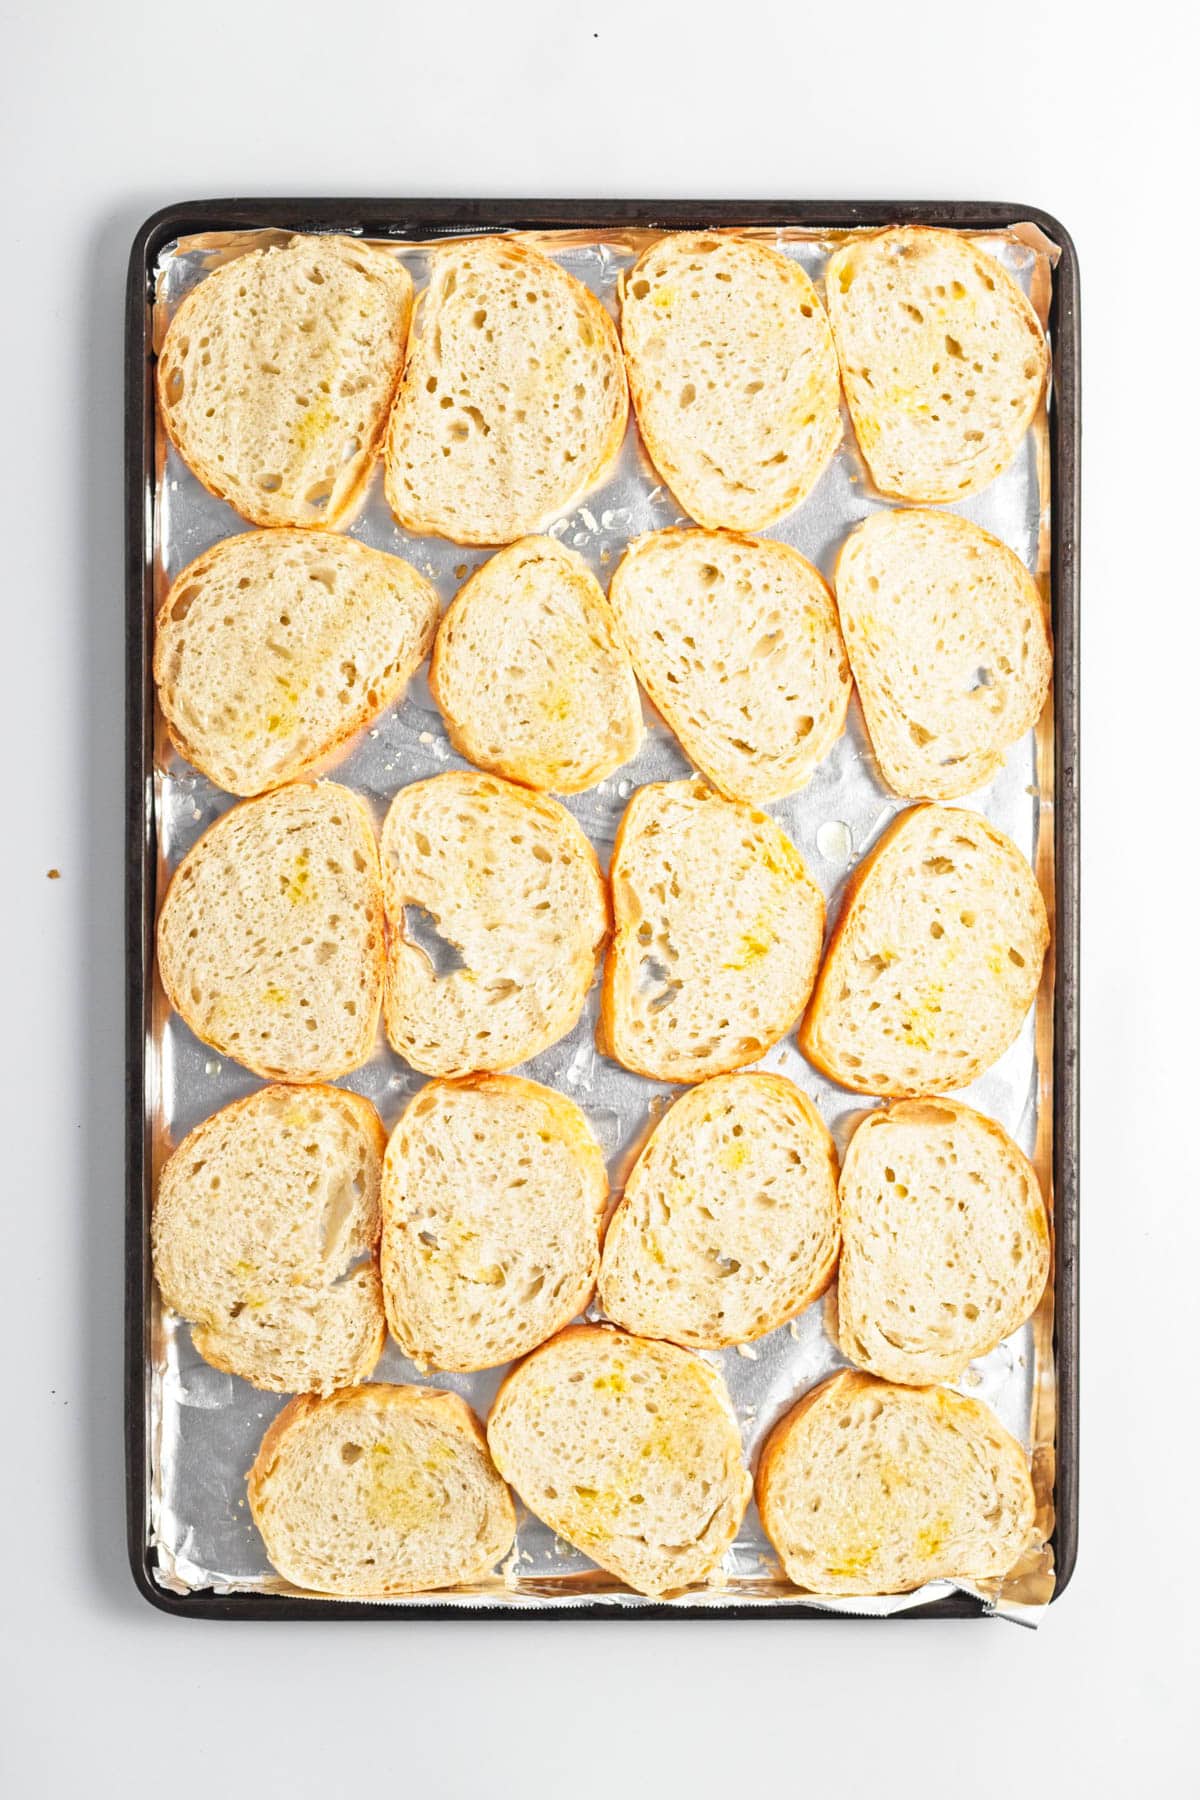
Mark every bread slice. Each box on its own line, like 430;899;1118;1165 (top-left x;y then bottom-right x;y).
154;529;439;797
384;237;628;545
602;780;824;1082
608;529;850;803
248;1383;516;1597
381;1075;607;1372
836;1098;1049;1384
157;781;383;1082
429;537;642;793
757;1370;1035;1595
157;234;411;529
618;233;842;529
380;772;607;1076
486;1324;751;1597
153;1084;386;1394
825;227;1048;502
834;510;1051;800
598;1073;839;1348
799;803;1047;1096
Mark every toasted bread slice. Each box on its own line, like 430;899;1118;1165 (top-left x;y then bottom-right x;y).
381;1075;607;1372
609;529;850;803
157;781;383;1082
602;780;824;1082
836;1098;1049;1384
619;233;842;529
380;772;607;1076
248;1384;516;1596
429;537;642;793
598;1073;839;1348
486;1325;751;1597
153;1084;386;1394
757;1370;1035;1595
825;227;1048;502
157;235;411;529
834;510;1051;799
154;530;439;797
799;803;1047;1096
385;238;627;545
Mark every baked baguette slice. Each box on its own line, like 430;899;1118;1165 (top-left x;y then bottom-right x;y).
381;1075;607;1372
836;1097;1049;1384
757;1370;1035;1595
157;234;411;529
598;1074;839;1348
619;233;842;529
153;1084;386;1394
799;803;1047;1096
157;781;383;1082
380;772;607;1076
608;529;850;803
385;237;628;545
825;226;1048;502
248;1384;516;1597
486;1325;751;1597
602;780;824;1082
834;510;1051;800
429;537;642;793
155;530;439;797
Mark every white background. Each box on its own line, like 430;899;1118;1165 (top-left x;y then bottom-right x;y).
1;2;1195;1794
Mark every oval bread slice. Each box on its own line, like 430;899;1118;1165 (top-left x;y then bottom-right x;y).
757;1370;1035;1595
429;537;642;793
799;803;1048;1096
157;234;412;529
598;1074;839;1348
381;1075;607;1372
248;1384;516;1597
836;1098;1050;1384
157;781;384;1082
380;772;607;1076
486;1325;751;1597
153;1084;386;1394
385;237;628;545
619;233;842;529
609;529;850;803
603;779;825;1082
825;226;1048;502
835;510;1052;800
154;530;439;797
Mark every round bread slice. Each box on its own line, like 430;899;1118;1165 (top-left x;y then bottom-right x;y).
153;1084;386;1394
825;226;1048;502
834;510;1052;800
381;1075;607;1372
384;237;628;545
157;781;384;1082
157;234;412;529
154;530;440;797
619;233;842;530
380;772;607;1076
599;1074;839;1348
248;1384;516;1597
486;1325;751;1597
608;529;850;803
602;779;825;1082
757;1370;1035;1595
799;803;1048;1097
837;1098;1050;1384
429;537;642;793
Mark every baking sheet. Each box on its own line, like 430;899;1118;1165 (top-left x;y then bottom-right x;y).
147;223;1057;1615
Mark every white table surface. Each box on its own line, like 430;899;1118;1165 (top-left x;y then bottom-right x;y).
2;2;1195;1793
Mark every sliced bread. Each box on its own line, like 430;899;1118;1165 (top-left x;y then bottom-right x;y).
825;226;1048;502
757;1369;1036;1595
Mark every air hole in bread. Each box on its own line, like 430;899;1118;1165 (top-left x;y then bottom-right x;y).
402;905;468;978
